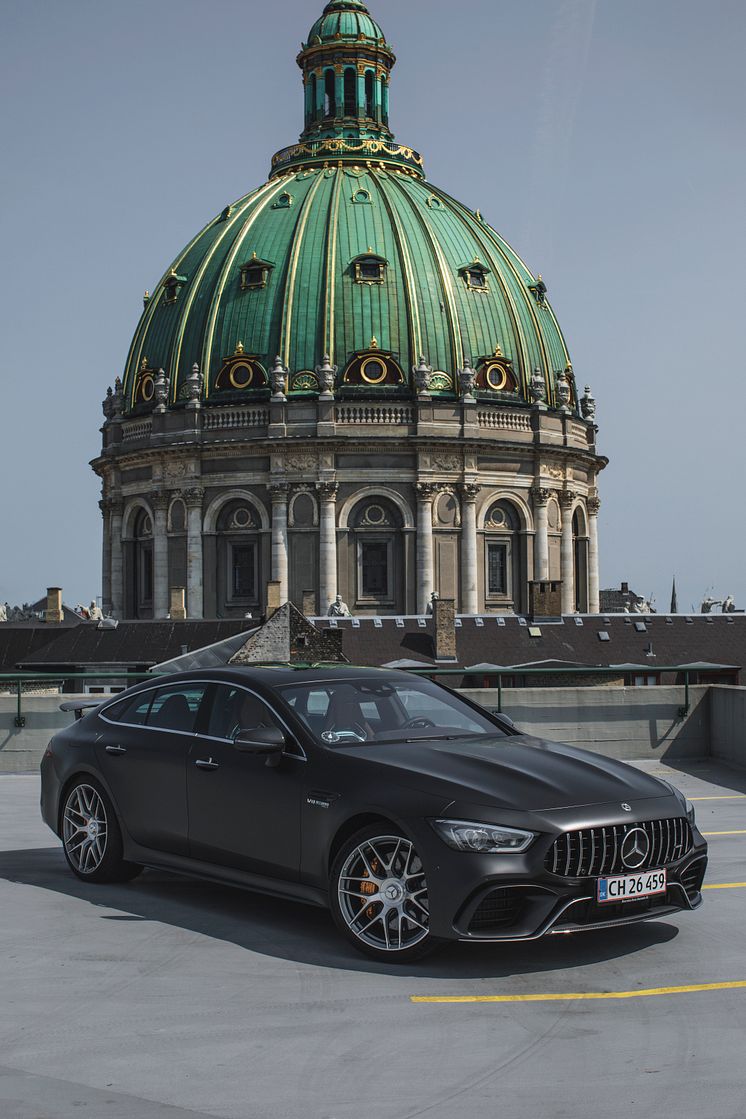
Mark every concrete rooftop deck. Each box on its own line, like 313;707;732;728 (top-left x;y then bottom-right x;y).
0;762;744;1118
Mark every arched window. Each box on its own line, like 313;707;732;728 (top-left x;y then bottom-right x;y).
365;70;374;118
324;69;336;118
572;508;589;612
483;500;521;606
344;67;356;116
310;73;318;121
350;497;404;609
134;510;153;615
216;500;261;611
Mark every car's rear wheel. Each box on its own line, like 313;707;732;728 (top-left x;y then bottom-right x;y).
330;826;441;962
61;778;142;884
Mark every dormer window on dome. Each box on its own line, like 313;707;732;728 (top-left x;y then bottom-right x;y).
240;254;274;291
164;269;187;304
459;259;490;292
352;251;387;285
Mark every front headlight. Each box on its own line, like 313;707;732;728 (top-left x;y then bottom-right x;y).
430;818;536;853
685;799;696;825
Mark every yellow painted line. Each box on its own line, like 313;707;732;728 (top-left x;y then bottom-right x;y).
702;882;746;890
703;830;746;836
411;981;746;1005
690;795;746;800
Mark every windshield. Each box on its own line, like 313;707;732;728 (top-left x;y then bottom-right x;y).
278;677;505;746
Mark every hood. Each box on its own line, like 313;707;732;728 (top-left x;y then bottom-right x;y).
338;734;673;812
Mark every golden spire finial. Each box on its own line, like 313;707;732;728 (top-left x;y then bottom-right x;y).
370;336;379;350
234;341;245;355
251;251;258;260
140;356;149;371
493;343;503;358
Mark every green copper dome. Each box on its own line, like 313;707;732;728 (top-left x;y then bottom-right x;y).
121;1;575;414
305;1;387;48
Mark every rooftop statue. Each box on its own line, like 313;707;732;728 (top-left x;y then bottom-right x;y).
328;594;351;617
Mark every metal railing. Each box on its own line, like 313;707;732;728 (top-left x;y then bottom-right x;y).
0;665;705;726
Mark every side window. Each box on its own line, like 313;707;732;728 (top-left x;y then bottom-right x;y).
205;685;304;758
206;685;280;741
146;685;206;733
104;690;156;726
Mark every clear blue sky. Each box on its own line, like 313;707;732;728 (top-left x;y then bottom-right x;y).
1;0;744;613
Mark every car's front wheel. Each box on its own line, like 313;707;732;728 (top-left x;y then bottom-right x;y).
330;826;440;962
61;778;142;884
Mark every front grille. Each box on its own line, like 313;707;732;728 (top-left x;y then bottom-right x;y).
545;817;692;878
468;888;524;933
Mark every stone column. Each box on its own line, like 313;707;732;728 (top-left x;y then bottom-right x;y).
185;487;204;619
99;498;112;616
334;68;344;117
152;493;169;618
270;483;289;605
587;496;601;614
416;482;437;614
559;491;576;615
531;488;551;581
317;482;338;614
459;483;480;614
110;499;124;619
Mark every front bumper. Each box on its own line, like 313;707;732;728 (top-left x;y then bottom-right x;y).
418;820;709;942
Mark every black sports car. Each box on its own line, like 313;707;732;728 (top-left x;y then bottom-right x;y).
41;667;708;961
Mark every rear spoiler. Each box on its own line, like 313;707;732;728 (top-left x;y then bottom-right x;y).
59;698;105;721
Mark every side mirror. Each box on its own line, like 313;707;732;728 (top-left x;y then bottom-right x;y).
494;712;518;732
233;726;286;766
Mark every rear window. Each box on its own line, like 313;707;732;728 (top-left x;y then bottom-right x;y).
103;690;155;725
147;685;206;733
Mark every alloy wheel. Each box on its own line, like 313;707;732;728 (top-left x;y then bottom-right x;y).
63;784;108;875
337;834;429;952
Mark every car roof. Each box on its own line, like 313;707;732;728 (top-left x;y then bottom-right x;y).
142;664;420;690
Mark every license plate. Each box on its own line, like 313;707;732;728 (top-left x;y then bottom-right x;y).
597;869;667;903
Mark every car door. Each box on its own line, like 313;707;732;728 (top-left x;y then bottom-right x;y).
96;681;208;856
186;683;304;881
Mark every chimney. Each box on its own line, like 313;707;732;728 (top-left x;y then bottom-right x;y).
433;598;457;661
45;587;63;624
169;587;186;620
302;589;317;617
528;580;563;619
621;581;629;595
266;580;282;619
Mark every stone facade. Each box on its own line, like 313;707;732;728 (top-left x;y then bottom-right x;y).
94;405;604;619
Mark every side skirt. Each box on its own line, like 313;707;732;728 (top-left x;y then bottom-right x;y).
123;842;329;910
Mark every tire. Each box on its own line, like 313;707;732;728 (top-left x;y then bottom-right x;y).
61;777;143;884
330;825;442;963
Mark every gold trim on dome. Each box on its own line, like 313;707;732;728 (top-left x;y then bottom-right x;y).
272;138;423;167
324;167;344;361
282;171;327;367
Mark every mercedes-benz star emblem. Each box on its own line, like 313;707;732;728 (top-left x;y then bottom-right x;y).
621;803;632;812
621;827;650;869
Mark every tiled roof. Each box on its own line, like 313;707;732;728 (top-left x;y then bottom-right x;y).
16;621;250;668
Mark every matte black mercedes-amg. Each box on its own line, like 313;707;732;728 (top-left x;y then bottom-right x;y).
41;667;708;961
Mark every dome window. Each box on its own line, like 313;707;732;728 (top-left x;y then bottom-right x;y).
239;253;274;291
214;343;269;393
352;188;372;205
352;250;387;285
475;346;518;394
528;274;548;306
272;192;293;210
164;269;187;304
342;343;405;387
458;259;490;292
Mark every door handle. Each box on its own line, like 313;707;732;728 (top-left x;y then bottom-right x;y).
105;745;127;755
195;758;219;770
